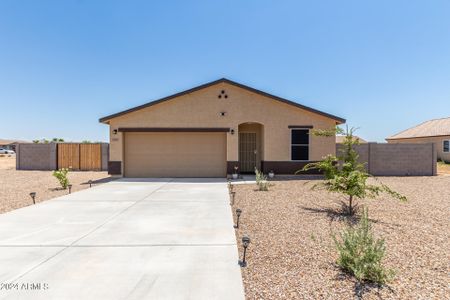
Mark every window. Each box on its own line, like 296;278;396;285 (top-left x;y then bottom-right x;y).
291;129;309;160
444;140;449;153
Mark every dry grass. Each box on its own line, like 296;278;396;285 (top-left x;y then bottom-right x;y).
0;156;112;214
232;176;450;299
437;161;450;175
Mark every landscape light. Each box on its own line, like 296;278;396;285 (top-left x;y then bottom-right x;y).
234;209;242;228
68;184;72;194
239;235;251;267
29;192;36;204
88;180;92;188
230;191;236;205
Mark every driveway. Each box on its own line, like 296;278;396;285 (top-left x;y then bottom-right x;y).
0;178;245;300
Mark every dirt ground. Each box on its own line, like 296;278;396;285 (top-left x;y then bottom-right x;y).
0;156;112;214
232;176;450;300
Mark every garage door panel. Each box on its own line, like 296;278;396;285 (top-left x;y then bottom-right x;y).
124;132;226;177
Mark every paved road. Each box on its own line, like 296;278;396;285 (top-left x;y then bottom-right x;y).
0;178;244;300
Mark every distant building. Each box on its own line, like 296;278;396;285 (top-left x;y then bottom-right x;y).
386;117;450;162
0;139;30;152
336;135;367;144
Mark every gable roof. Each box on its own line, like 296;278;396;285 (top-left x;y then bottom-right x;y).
336;135;367;144
99;78;346;124
386;117;450;140
0;139;30;145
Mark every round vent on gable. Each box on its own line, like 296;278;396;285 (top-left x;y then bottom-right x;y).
218;90;228;99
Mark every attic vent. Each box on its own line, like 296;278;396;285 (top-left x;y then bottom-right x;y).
218;90;229;99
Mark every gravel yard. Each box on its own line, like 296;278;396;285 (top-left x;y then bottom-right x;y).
232;176;450;299
0;156;111;214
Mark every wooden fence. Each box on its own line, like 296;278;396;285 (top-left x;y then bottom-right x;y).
57;143;102;171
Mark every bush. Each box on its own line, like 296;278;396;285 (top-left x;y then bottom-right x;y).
53;168;70;189
333;209;394;285
255;168;269;191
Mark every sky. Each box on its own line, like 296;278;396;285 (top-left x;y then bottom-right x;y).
1;0;449;142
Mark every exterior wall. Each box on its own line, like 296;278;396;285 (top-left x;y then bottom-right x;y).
101;143;109;171
337;143;437;176
387;136;450;162
16;143;109;171
16;143;57;170
107;82;338;175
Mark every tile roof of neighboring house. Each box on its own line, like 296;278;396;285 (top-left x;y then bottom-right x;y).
99;78;346;124
386;117;450;140
336;135;367;144
0;139;30;145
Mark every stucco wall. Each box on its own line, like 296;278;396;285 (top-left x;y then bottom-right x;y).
387;136;450;162
107;82;338;172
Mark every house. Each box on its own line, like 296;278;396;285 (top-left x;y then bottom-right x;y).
99;78;345;177
0;139;29;152
336;135;367;144
386;117;450;162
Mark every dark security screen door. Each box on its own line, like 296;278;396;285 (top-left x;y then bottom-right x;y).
239;132;257;172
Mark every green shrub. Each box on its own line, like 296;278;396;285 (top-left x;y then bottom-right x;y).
333;209;394;285
53;168;70;189
255;168;269;191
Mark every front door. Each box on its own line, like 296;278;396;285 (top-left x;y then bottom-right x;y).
239;132;257;173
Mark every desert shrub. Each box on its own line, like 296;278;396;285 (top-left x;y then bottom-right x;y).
333;209;394;285
0;154;4;157
53;168;70;189
255;168;269;191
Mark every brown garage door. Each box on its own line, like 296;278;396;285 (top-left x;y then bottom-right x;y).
124;132;227;177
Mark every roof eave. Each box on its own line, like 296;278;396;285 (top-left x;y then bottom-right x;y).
99;78;346;124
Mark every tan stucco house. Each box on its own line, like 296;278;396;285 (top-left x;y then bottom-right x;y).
99;78;345;177
386;117;450;162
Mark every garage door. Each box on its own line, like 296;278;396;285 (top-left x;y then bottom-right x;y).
124;132;227;177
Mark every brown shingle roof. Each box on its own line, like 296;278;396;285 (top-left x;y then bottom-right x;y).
386;117;450;140
0;139;30;145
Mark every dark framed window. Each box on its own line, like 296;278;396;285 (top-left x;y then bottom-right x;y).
444;140;449;153
291;129;309;160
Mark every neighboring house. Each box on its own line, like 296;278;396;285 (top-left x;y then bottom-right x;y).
336;135;367;144
386;117;450;162
99;78;345;177
0;139;29;152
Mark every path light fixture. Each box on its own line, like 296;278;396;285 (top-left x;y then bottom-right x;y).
30;192;36;204
228;181;234;194
68;184;72;194
88;180;93;188
230;191;236;205
239;235;251;267
234;209;242;228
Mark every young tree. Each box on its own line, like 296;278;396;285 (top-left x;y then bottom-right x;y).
301;126;406;215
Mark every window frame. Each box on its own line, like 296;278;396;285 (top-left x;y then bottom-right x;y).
443;140;450;153
290;128;310;161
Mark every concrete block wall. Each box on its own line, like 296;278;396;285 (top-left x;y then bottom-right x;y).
16;143;57;170
337;142;436;176
101;143;109;171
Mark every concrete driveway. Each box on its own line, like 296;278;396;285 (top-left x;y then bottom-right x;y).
0;178;244;300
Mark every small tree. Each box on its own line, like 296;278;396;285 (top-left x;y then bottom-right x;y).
301;126;406;215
